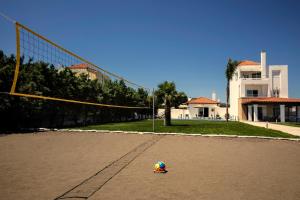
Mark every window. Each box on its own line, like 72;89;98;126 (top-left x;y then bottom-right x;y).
198;107;209;117
247;90;258;97
241;72;261;79
252;72;261;78
286;106;297;122
198;108;204;117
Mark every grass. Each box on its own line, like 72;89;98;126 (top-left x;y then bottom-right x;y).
75;119;298;138
275;122;300;128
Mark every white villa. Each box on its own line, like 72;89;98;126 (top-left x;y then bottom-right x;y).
230;51;300;122
158;51;300;122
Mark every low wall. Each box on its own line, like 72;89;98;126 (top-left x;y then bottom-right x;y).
158;107;227;120
157;108;190;119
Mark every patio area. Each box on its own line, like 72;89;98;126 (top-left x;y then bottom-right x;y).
239;97;300;122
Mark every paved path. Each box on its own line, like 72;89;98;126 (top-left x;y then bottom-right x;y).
242;120;300;137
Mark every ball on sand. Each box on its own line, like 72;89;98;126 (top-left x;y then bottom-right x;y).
154;161;166;172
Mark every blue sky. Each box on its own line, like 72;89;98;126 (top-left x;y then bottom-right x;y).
1;0;300;101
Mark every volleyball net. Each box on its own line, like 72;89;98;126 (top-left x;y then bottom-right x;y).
9;22;150;109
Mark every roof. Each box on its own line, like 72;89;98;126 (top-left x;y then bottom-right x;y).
241;97;300;104
187;97;218;104
68;63;99;74
68;63;89;69
238;60;260;67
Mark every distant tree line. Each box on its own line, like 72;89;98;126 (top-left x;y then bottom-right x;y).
0;50;151;131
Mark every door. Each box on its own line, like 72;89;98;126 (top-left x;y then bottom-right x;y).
204;107;209;117
258;107;263;121
198;108;204;117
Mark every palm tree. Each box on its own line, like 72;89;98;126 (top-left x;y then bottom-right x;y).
225;58;239;122
174;91;188;108
155;81;187;126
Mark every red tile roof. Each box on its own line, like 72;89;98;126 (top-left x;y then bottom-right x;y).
187;97;218;104
68;63;89;69
238;60;260;67
241;97;300;104
68;63;99;74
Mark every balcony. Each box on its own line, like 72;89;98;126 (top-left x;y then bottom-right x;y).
239;76;269;85
239;72;269;82
245;94;267;97
241;85;269;98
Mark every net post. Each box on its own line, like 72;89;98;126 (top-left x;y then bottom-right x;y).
10;22;21;94
152;88;155;132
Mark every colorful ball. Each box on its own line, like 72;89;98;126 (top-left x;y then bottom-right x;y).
159;162;165;169
154;161;166;171
155;163;161;171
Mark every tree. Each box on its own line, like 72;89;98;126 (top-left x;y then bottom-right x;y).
225;58;239;122
0;49;151;130
155;81;187;126
173;91;188;108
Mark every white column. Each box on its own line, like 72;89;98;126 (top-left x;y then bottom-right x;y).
262;106;267;119
253;104;258;122
261;51;267;78
248;105;252;121
280;104;285;122
241;83;245;97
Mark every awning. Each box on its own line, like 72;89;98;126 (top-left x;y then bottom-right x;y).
240;97;300;104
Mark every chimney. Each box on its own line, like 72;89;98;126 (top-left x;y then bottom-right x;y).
261;50;267;78
212;91;217;101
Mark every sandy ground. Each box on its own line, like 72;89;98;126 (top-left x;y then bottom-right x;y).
0;132;300;200
0;132;152;200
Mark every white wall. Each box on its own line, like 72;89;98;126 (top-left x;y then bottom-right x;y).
229;71;240;119
157;109;165;118
215;107;227;119
157;108;190;119
269;65;288;98
158;105;226;120
244;84;268;97
261;51;267;77
188;104;220;118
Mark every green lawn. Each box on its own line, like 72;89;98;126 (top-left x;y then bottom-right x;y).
275;122;300;128
75;120;298;138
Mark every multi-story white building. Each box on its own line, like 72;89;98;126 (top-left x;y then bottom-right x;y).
229;51;300;122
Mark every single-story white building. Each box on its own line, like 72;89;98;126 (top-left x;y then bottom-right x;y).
186;97;226;119
158;93;227;120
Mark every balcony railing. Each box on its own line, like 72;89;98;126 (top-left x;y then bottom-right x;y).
244;94;267;97
239;75;269;80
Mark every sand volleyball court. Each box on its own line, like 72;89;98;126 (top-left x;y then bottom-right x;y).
0;132;300;200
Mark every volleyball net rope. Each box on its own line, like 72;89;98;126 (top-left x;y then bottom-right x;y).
7;22;150;109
